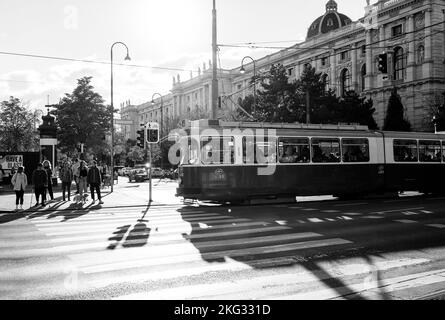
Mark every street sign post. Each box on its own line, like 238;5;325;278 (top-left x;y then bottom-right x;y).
145;122;159;203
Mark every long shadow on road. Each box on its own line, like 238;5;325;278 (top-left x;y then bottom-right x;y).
176;199;445;300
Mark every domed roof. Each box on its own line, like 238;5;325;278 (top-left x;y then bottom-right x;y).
307;0;352;40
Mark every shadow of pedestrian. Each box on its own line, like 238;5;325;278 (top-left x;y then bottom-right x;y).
122;222;151;248
108;225;132;250
107;203;152;250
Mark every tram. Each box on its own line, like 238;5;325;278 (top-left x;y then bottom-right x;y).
175;119;445;203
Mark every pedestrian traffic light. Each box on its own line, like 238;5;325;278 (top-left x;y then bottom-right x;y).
378;53;388;74
136;127;146;149
147;127;159;143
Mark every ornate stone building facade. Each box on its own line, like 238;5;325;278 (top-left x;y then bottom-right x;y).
121;0;445;135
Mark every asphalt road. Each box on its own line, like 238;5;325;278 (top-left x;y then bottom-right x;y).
1;180;445;300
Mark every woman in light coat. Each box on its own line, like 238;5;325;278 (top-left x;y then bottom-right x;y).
11;166;28;211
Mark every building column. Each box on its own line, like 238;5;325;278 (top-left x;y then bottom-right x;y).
295;63;301;80
406;14;415;82
330;50;337;94
423;9;433;79
351;44;358;91
365;30;373;90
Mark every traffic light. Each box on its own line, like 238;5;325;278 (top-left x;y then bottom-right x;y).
378;53;388;74
147;127;159;143
136;127;146;149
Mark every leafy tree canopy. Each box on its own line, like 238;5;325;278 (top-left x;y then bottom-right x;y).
383;88;411;131
0;96;39;152
51;76;112;155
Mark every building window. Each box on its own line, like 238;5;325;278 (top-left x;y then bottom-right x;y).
392;24;403;37
321;57;328;67
327;18;334;27
340;68;351;96
361;64;366;92
393;47;406;80
287;68;294;76
417;45;425;64
340;51;349;61
361;45;366;56
237;84;242;90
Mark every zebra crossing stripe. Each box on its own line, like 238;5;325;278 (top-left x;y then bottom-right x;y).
112;258;430;300
425;224;445;229
273;268;445;300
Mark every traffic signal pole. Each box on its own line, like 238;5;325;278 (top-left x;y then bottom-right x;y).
148;144;153;203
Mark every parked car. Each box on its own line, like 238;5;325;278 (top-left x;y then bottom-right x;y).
150;167;164;178
123;167;132;176
128;168;148;182
115;166;125;176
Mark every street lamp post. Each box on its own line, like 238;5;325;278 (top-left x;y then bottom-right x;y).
151;93;163;169
110;41;131;193
240;56;256;115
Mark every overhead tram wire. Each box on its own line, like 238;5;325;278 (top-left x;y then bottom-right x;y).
218;29;445;72
0;51;198;74
219;20;445;55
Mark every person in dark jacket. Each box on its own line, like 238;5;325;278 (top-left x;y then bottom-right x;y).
42;160;54;201
32;163;48;207
87;160;103;204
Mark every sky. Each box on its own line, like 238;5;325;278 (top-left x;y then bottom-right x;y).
0;0;376;114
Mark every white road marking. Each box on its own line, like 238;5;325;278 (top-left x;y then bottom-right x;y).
112;258;430;300
393;219;418;224
373;207;424;215
402;211;418;216
273;268;445;300
308;218;324;223
425;224;445;229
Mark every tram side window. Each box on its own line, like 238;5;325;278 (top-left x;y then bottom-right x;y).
188;137;200;165
201;136;235;164
393;139;418;162
342;138;370;162
278;138;310;163
243;136;277;164
311;138;341;163
419;140;441;162
443;142;445;162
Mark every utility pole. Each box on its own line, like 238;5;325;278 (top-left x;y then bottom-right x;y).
211;0;218;120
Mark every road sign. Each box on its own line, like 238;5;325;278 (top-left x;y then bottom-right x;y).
114;119;134;125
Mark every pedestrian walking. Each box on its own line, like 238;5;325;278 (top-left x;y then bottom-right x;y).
11;166;27;211
42;160;54;201
87;160;103;204
72;158;80;194
32;163;48;207
78;161;89;203
60;161;73;201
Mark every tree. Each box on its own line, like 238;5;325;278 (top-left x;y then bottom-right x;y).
383;88;411;131
0;96;39;152
338;91;379;129
236;64;302;122
295;65;326;123
51;76;112;156
429;92;445;132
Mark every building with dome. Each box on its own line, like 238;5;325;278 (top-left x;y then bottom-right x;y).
121;0;445;137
